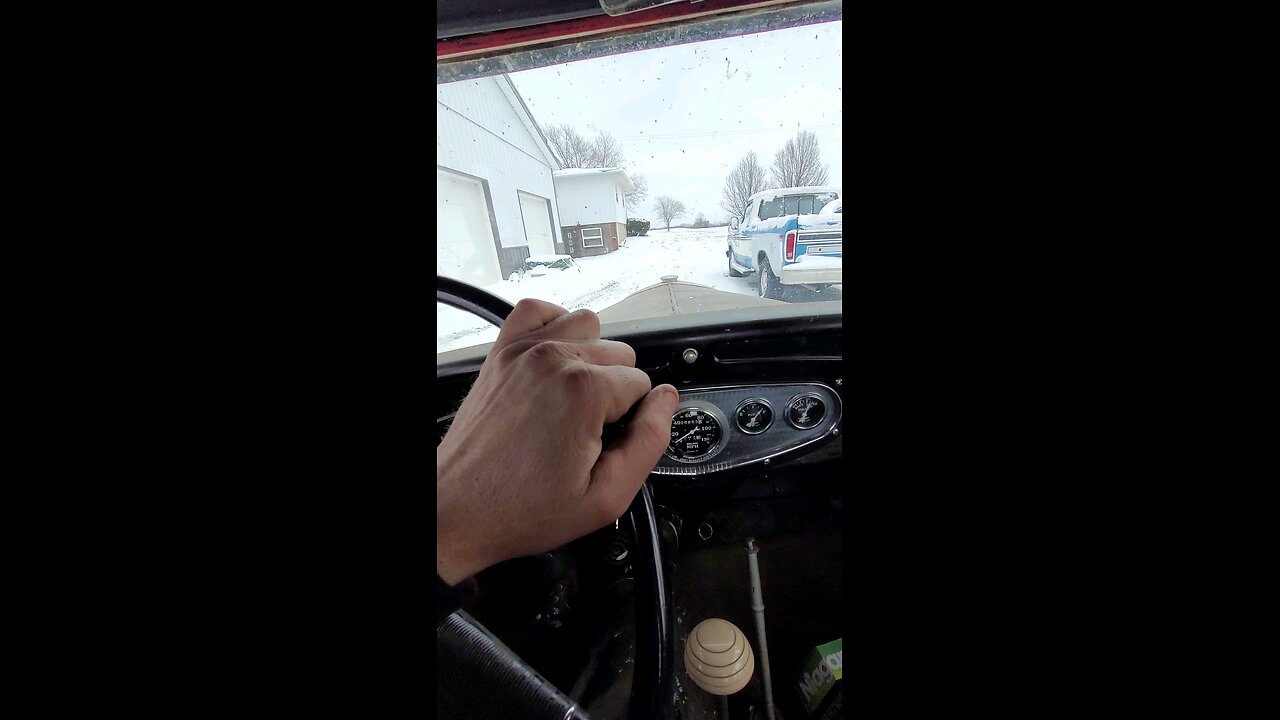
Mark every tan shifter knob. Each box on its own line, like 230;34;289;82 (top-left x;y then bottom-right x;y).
684;618;755;696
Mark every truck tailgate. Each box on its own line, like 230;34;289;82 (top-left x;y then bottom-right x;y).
798;229;842;258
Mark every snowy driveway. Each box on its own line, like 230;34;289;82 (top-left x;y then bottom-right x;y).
438;226;841;353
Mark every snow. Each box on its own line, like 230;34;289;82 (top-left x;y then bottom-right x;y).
799;212;842;230
754;217;794;232
751;212;843;233
747;185;840;203
525;254;573;263
820;199;841;214
552;167;634;192
552;167;625;177
437;226;842;353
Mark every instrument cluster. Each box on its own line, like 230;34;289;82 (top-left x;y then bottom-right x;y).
656;383;842;476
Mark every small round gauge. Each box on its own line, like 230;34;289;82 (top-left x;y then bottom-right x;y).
735;398;774;435
667;408;723;461
786;393;827;429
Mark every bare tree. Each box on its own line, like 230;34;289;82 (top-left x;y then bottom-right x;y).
545;124;594;168
652;196;687;231
720;151;770;219
546;124;628;169
591;131;626;167
769;130;829;188
625;173;648;211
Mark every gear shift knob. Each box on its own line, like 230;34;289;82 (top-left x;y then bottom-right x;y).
683;618;755;696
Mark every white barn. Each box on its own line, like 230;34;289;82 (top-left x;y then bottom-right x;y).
437;75;564;286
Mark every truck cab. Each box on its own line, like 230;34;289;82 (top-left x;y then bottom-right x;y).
728;186;843;298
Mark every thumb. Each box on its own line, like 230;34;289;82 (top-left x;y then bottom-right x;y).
588;384;680;519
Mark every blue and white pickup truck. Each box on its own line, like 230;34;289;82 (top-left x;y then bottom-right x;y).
727;186;842;298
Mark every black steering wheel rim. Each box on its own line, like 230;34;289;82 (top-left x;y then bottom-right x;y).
437;275;517;328
436;276;674;719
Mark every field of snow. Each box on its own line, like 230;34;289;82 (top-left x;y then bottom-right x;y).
437;227;842;353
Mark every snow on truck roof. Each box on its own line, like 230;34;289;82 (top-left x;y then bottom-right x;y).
747;186;840;202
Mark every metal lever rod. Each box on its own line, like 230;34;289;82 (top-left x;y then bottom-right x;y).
745;538;777;720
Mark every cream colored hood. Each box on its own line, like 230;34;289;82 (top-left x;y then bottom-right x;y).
596;276;785;324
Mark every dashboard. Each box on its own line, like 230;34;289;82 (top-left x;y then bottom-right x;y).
436;302;844;484
436;302;843;718
658;383;841;476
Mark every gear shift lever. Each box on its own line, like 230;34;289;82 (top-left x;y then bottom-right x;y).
684;618;755;718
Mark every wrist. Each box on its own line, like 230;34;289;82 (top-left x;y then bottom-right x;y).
436;490;490;586
436;531;482;586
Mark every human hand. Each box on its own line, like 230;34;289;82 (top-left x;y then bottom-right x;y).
436;299;680;586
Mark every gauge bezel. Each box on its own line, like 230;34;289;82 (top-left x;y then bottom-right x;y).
734;397;774;435
785;392;826;430
665;399;729;464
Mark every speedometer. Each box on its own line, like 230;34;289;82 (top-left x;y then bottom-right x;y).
667;408;723;461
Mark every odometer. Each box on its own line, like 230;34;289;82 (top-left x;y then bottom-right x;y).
666;408;723;461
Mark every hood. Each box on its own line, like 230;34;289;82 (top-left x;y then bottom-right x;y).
596;276;785;324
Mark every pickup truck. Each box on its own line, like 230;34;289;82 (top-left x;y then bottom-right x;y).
727;186;842;298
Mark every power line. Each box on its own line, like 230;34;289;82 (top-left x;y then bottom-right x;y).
614;122;841;141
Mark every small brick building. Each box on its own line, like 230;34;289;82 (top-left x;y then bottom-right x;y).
552;168;634;258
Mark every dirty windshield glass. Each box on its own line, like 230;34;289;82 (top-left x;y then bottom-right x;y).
437;21;842;353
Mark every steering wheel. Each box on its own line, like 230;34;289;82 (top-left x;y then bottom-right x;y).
436;276;675;720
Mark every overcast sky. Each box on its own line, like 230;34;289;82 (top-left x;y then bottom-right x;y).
508;20;842;224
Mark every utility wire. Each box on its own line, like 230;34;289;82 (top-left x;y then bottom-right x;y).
614;122;841;141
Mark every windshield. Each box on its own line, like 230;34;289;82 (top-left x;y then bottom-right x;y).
437;20;842;353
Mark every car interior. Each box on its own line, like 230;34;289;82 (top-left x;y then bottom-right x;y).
438;3;842;719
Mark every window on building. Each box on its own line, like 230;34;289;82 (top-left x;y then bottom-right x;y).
581;228;604;247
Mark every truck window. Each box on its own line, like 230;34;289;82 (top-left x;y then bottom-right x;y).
758;197;784;219
784;196;801;215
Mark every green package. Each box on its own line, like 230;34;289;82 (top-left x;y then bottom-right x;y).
796;638;843;716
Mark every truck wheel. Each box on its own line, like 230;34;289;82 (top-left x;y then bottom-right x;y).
758;256;782;299
728;249;745;278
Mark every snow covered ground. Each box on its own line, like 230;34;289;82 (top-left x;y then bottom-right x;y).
437;227;842;353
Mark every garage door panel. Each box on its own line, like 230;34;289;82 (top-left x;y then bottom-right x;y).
437;170;502;286
519;192;556;257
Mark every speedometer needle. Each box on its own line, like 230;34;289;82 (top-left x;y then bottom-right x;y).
673;428;698;445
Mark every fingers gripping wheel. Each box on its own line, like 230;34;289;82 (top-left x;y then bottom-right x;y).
435;276;654;445
436;276;672;718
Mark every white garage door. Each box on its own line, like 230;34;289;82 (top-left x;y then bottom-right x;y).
519;191;556;257
437;169;502;286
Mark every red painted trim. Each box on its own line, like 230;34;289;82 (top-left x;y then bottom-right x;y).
438;0;798;60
